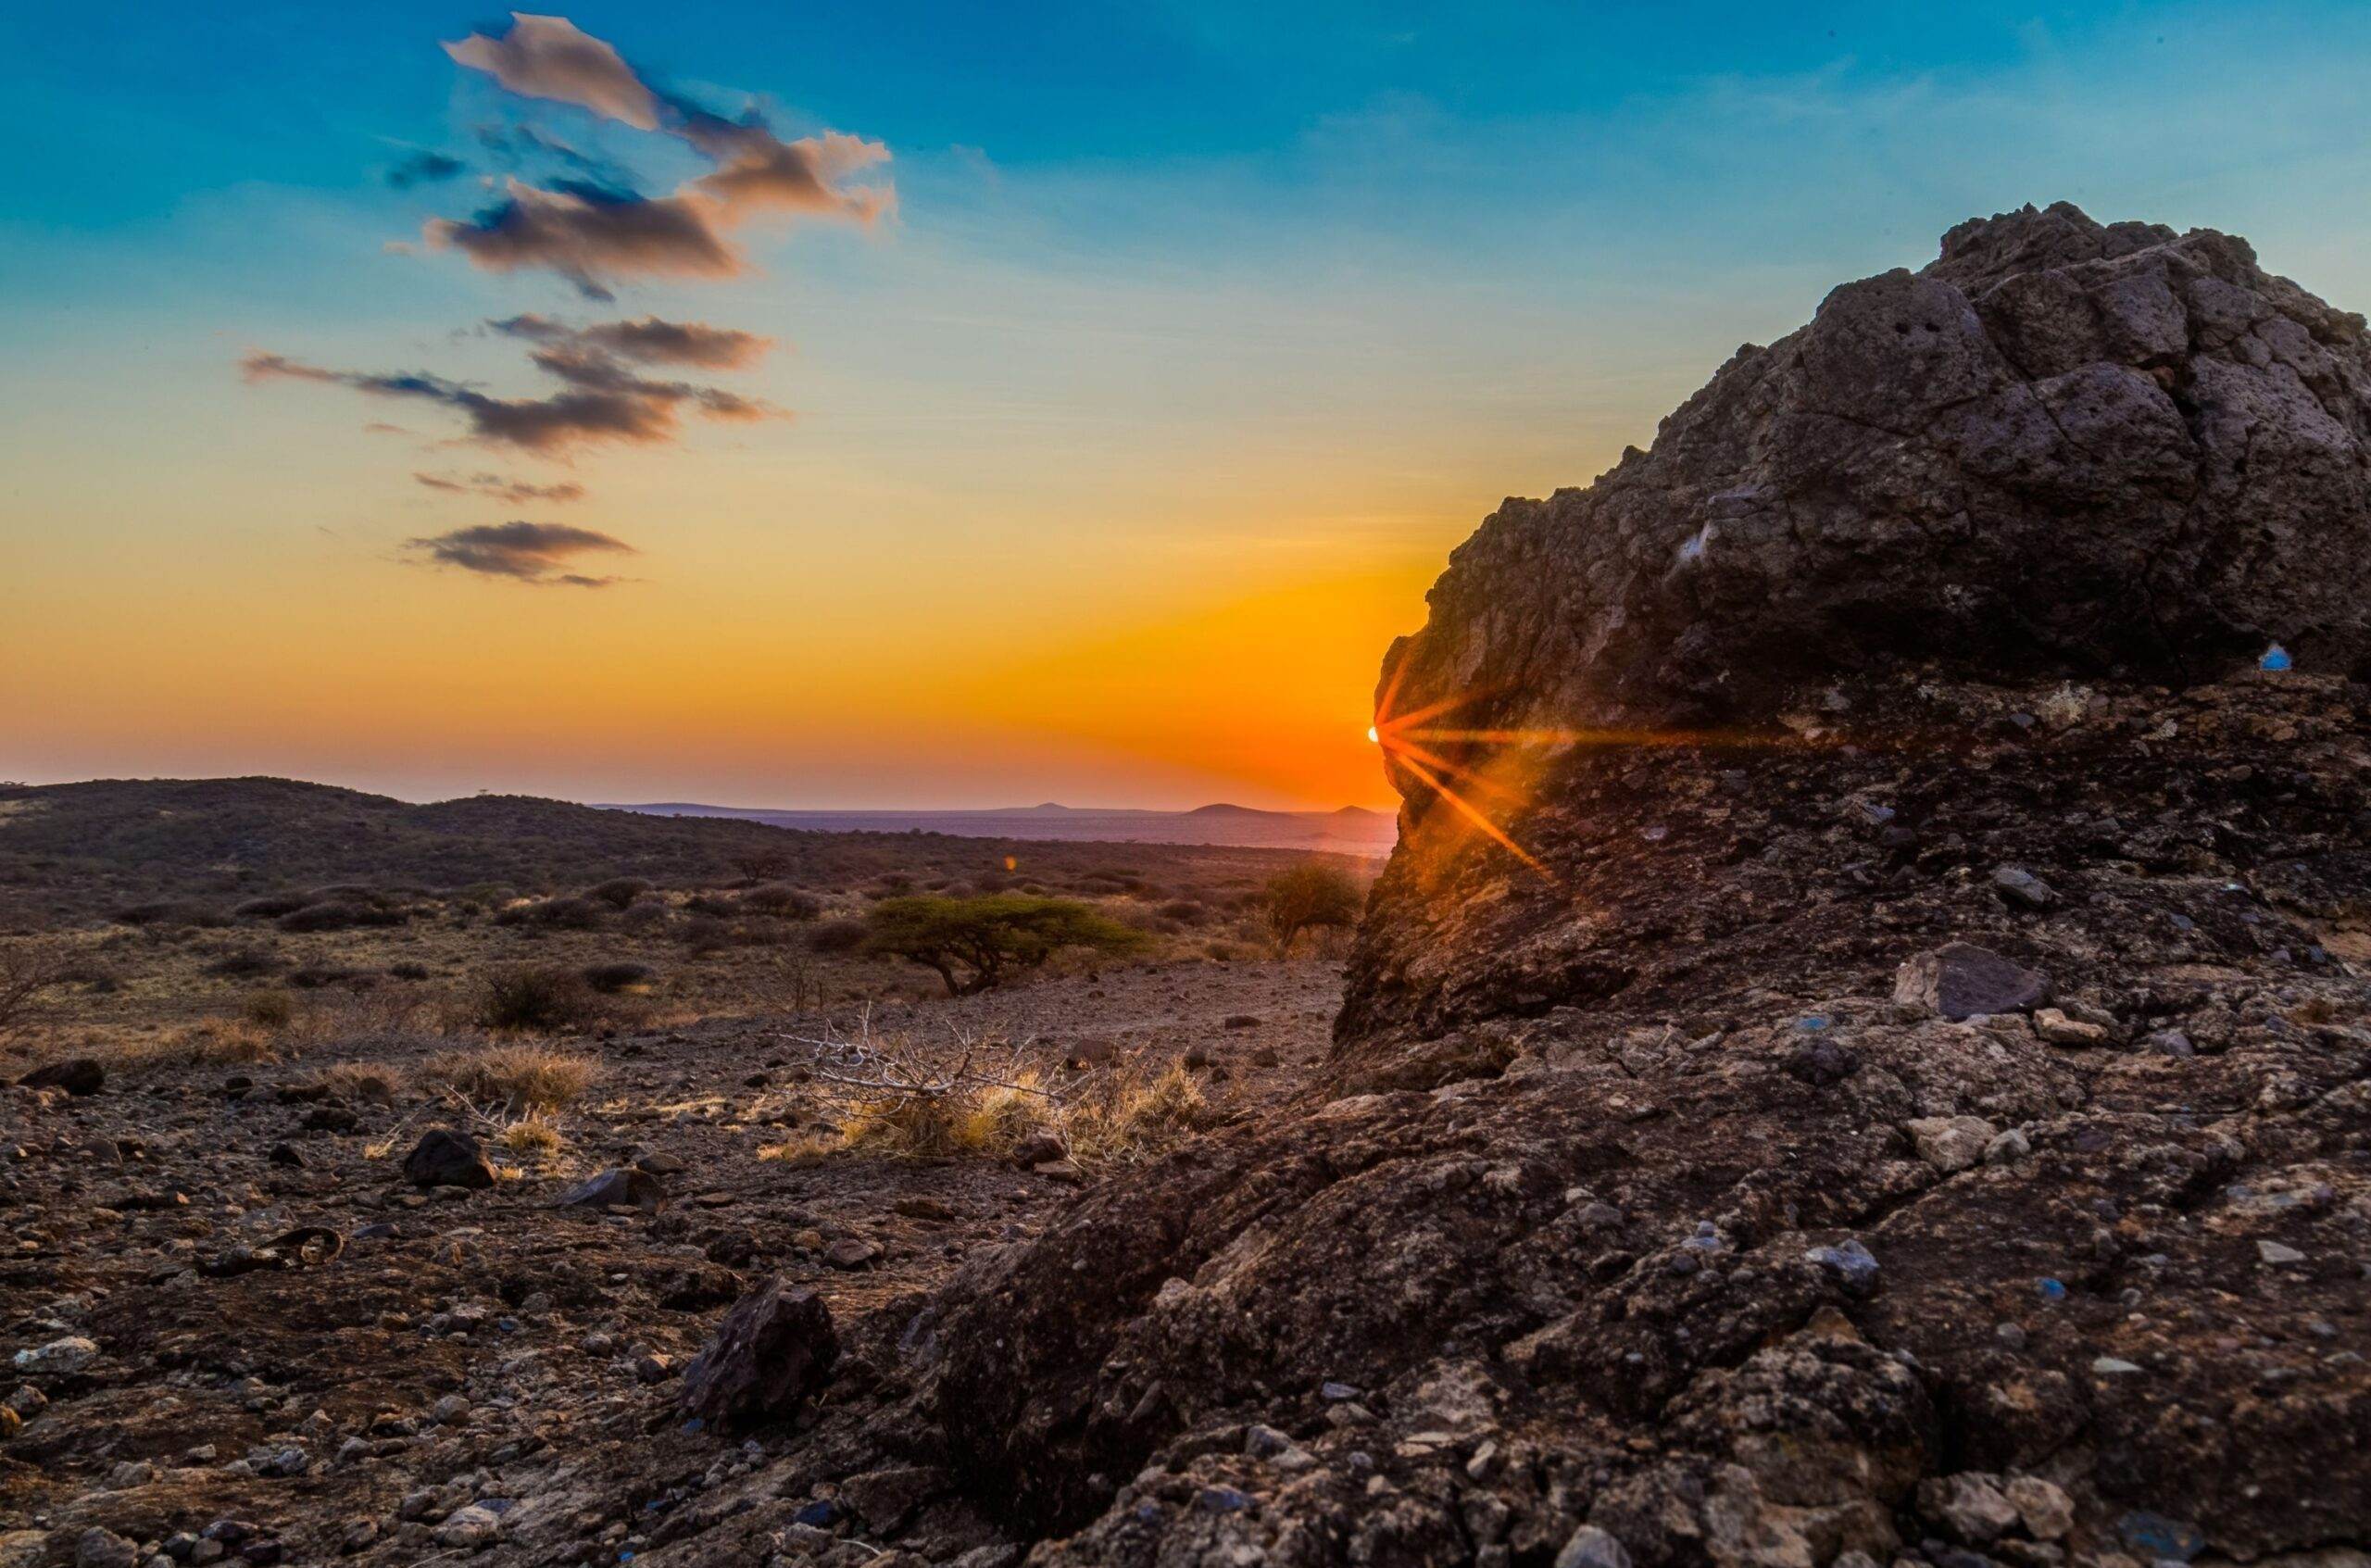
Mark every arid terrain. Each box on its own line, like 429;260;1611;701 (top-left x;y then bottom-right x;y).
0;783;1363;1565
8;202;2371;1568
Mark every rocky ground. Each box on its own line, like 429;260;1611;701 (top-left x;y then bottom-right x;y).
0;959;1345;1567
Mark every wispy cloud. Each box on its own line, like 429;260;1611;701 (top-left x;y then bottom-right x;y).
241;348;778;456
427;14;892;294
489;312;773;370
385;149;466;189
442;14;661;131
424;178;739;299
406;519;636;586
415;470;587;504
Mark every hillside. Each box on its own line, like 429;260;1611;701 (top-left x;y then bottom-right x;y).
0;777;1359;926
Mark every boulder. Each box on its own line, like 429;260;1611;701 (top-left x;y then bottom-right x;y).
399;1129;495;1190
556;1167;665;1210
1893;944;2051;1021
18;1059;104;1096
680;1275;837;1431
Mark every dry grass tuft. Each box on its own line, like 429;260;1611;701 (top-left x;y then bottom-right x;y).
111;1019;286;1071
781;1054;1213;1170
496;1114;565;1157
301;1060;407;1105
1063;1062;1214;1168
421;1042;596;1112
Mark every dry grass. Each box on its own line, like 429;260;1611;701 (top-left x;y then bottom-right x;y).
421;1042;596;1112
767;1059;1213;1169
496;1113;565;1157
109;1019;286;1071
300;1060;407;1105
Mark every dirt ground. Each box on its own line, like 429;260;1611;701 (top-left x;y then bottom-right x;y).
0;954;1346;1566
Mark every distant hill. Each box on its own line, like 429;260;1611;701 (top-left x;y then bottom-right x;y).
0;778;1374;926
606;799;1399;854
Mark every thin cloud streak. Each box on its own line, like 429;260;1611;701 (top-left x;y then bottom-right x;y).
406;520;636;586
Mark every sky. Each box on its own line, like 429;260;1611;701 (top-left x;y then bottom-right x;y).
6;2;2371;809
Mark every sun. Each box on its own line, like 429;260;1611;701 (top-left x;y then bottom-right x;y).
1365;724;1379;744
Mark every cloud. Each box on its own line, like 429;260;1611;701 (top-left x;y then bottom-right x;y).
675;112;896;225
489;312;772;369
242;348;779;455
425;18;892;291
443;13;660;131
415;471;587;504
385;149;466;189
423;178;738;299
406;520;635;585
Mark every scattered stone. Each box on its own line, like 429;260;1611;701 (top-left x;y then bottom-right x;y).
2005;1476;2074;1540
1985;1128;2031;1164
1894;944;2050;1021
12;1336;99;1375
1991;867;2058;909
825;1237;881;1269
680;1276;838;1431
399;1129;494;1190
556;1167;666;1210
2257;1239;2306;1266
1805;1237;1881;1298
1554;1525;1633;1568
2033;1008;2110;1047
1922;1473;2022;1543
76;1528;139;1568
1908;1115;1999;1174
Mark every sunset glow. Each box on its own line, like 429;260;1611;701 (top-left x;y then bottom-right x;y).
6;4;2368;809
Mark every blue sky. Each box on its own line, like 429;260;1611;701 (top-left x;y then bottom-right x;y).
5;3;2369;807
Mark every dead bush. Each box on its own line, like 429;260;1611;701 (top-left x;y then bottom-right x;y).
581;960;657;995
473;965;602;1031
806;915;872;953
422;1042;596;1112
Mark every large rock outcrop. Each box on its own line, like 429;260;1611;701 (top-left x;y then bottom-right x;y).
667;207;2371;1568
1373;200;2371;751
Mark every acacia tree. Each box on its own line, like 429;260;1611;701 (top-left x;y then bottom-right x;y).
1261;862;1363;955
861;894;1148;995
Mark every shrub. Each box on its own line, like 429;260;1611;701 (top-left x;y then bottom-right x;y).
1157;899;1209;926
0;943;74;1042
387;960;431;981
581;960;657;995
806;917;869;955
473;964;602;1031
287;963;366;990
497;1114;564;1156
112;900;231;929
205;948;286;979
861;894;1149;995
233;893;311;920
491;896;605;931
242;990;296;1029
277;901;404;934
423;1043;596;1111
1260;862;1364;955
586;877;652;911
301;1060;406;1105
740;884;822;921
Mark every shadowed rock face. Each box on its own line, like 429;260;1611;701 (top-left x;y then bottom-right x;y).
1374;201;2371;773
731;210;2371;1568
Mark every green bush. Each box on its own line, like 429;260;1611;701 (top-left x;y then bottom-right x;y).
1261;862;1363;955
586;876;652;911
861;894;1148;996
